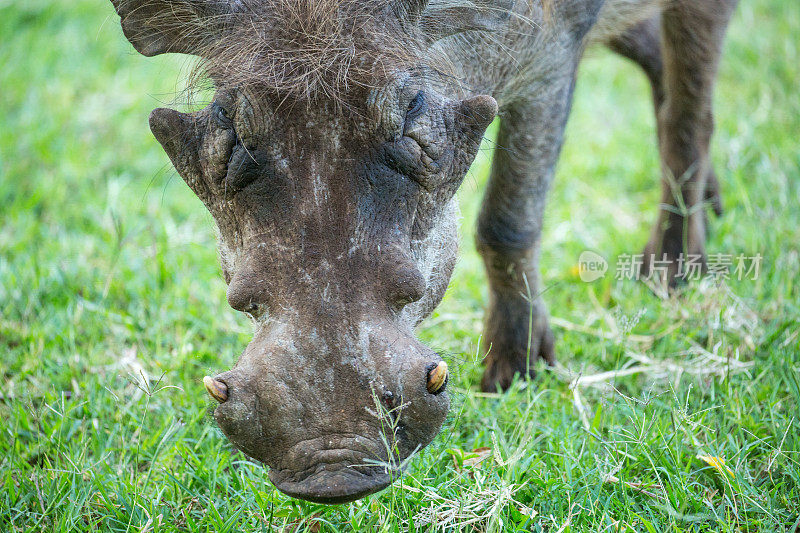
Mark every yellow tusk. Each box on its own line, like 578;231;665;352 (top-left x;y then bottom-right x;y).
203;376;228;403
426;361;448;394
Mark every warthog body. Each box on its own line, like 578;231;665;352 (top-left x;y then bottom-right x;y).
109;0;738;502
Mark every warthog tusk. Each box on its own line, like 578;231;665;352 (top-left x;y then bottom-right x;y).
426;361;448;394
203;376;228;403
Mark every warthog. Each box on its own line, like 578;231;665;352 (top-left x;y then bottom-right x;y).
109;0;738;502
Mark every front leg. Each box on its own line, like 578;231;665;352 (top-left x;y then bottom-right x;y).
477;75;576;392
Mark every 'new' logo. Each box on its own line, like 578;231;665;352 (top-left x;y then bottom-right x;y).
578;251;608;282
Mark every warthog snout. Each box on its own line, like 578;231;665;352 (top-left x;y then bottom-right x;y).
205;319;450;503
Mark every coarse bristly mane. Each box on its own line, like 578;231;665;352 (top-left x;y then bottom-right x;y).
114;0;521;101
200;0;419;100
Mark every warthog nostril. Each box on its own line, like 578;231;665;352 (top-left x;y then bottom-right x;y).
426;361;448;394
203;376;228;403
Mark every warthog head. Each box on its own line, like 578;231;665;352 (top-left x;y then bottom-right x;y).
111;0;505;502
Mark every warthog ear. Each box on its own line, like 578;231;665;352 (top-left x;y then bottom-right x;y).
109;0;236;57
397;0;514;43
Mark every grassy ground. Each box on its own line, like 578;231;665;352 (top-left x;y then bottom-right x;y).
1;0;798;531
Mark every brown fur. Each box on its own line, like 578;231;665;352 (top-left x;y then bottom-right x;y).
114;0;414;98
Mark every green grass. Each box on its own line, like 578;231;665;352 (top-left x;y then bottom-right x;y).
1;0;799;531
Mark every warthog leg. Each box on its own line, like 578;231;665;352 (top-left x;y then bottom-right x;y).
614;1;738;285
609;13;724;222
476;68;580;392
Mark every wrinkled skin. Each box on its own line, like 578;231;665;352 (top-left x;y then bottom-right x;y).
148;73;495;502
109;0;738;502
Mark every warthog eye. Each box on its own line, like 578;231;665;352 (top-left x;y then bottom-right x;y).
213;101;233;128
403;91;426;132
